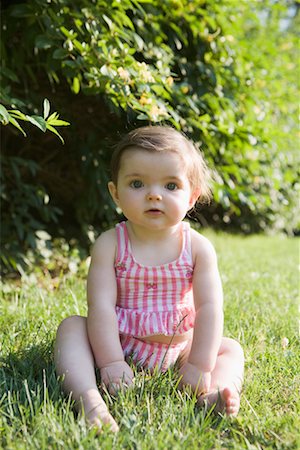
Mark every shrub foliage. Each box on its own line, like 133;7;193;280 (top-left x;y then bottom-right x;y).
1;0;299;273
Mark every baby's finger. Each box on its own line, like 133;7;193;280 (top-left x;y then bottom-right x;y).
108;382;122;395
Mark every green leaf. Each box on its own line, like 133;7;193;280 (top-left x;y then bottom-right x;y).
73;39;85;53
1;67;20;83
60;26;76;40
0;104;10;124
132;33;144;52
9;116;26;136
9;110;28;120
53;48;69;59
26;115;47;132
47;112;59;122
43;99;50;119
102;14;113;30
47;118;70;126
72;77;80;94
136;113;148;120
100;65;110;77
46;124;65;144
100;65;117;78
35;35;53;50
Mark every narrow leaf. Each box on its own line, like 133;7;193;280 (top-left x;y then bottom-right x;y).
72;77;80;94
46;124;65;144
9;116;27;136
0;104;10;124
43;99;50;119
47;112;59;121
9;110;28;120
47;118;70;126
103;14;113;30
60;26;76;39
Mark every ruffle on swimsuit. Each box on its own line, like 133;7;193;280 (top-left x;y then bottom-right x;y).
116;305;194;337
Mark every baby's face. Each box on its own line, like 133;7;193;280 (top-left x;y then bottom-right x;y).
108;147;197;231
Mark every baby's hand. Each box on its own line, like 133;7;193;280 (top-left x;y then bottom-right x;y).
179;362;211;396
100;360;134;395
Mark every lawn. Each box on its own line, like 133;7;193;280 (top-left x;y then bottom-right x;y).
0;232;299;449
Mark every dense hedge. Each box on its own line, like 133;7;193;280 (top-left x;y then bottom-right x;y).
1;0;299;273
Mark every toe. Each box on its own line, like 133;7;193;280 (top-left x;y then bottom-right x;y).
222;387;240;417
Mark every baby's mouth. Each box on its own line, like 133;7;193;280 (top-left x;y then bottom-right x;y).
146;208;163;214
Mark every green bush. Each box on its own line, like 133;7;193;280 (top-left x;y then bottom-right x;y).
0;99;70;272
1;0;299;274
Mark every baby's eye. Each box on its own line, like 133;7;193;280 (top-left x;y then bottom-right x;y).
165;182;178;191
130;180;143;188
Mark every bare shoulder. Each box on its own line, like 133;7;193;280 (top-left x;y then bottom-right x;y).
190;228;218;268
87;228;118;307
90;228;117;264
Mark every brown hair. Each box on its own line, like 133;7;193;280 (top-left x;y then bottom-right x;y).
110;126;212;204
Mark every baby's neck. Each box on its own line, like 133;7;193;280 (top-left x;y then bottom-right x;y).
126;221;181;242
126;221;183;266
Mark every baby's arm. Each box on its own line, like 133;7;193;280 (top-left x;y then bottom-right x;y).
180;232;223;394
87;230;134;393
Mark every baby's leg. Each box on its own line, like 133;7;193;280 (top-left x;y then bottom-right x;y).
54;315;119;432
199;337;244;416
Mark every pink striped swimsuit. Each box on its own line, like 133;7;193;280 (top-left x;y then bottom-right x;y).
115;221;195;371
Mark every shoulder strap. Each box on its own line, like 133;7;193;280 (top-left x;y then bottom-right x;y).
181;221;193;265
115;221;129;262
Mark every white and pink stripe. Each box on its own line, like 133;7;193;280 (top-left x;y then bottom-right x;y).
120;334;189;372
114;221;195;338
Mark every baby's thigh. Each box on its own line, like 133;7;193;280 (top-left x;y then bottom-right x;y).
177;339;193;368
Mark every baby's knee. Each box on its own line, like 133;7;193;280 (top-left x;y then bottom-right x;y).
57;315;87;336
222;337;244;361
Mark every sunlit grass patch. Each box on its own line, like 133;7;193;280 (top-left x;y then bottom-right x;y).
1;232;299;449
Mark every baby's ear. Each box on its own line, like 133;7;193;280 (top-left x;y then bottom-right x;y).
189;189;201;208
108;181;120;206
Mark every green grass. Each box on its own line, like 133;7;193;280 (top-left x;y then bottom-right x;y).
1;232;299;449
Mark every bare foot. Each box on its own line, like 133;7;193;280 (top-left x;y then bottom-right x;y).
198;385;240;417
78;389;119;433
85;403;119;433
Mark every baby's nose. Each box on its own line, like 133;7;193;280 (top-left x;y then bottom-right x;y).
147;191;162;201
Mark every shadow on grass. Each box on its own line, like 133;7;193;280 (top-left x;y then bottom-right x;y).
0;340;65;419
0;341;103;449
